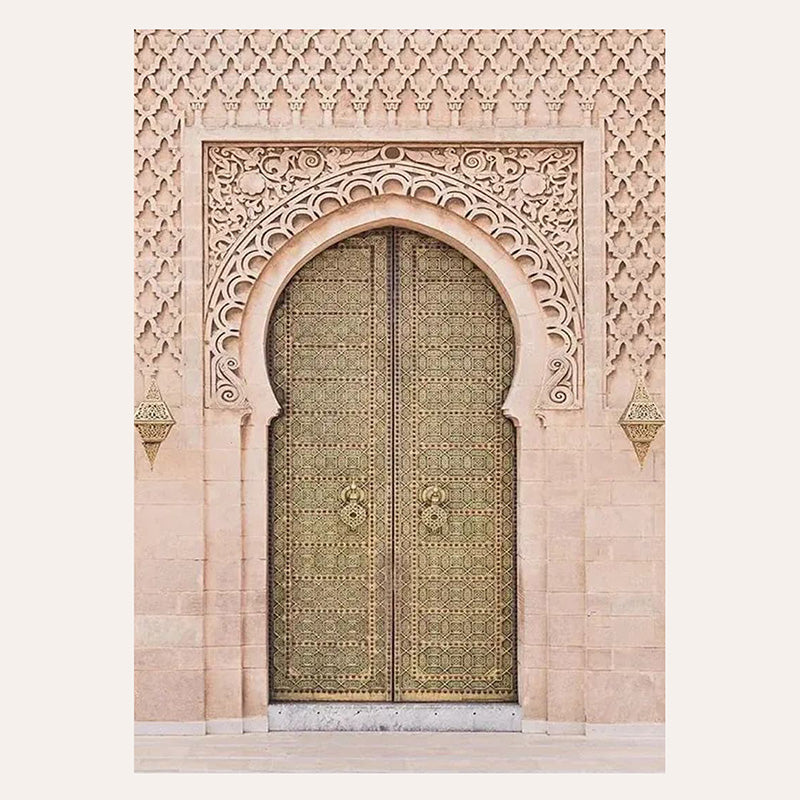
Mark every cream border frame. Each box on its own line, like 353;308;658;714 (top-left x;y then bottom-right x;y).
181;124;604;733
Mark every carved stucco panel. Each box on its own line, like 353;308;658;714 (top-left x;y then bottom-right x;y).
134;30;665;403
203;143;582;410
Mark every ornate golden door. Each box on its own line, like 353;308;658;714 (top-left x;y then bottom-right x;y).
268;228;516;702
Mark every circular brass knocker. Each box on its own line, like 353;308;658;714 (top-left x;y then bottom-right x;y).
420;485;448;531
339;481;367;529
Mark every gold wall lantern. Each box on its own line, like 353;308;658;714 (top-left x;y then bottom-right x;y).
134;378;175;468
618;375;664;467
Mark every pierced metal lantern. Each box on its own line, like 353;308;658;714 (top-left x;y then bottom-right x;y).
618;375;664;468
134;378;175;468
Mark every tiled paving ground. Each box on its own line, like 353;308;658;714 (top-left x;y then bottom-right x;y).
134;731;665;772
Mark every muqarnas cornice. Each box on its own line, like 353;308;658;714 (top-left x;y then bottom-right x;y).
203;143;583;409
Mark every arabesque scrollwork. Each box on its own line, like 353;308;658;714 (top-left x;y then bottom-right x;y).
204;143;583;409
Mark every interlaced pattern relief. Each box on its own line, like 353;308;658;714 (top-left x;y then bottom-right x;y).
205;142;581;409
135;29;665;405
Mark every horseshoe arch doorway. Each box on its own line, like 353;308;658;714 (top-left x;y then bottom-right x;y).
267;226;517;706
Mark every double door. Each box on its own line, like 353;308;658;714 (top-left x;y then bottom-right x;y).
268;227;516;701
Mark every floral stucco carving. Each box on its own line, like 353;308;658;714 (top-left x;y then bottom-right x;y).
204;143;582;409
134;30;665;403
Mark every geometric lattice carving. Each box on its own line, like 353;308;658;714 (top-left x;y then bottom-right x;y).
267;228;516;701
205;143;582;409
601;33;665;402
135;30;665;404
134;32;184;383
618;375;664;467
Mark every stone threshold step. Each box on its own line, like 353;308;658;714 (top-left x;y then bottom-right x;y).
268;702;522;731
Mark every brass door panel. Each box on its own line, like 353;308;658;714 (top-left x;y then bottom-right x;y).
268;228;516;702
268;230;392;700
393;229;517;701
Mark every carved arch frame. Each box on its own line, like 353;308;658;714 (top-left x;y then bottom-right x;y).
241;197;549;719
181;125;604;732
204;138;586;410
238;195;550;429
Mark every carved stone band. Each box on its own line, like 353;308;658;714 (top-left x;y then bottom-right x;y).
204;144;584;410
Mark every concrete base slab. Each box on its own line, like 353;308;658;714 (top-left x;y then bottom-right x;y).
268;702;522;731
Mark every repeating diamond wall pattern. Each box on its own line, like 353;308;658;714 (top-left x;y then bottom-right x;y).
267;228;516;701
135;29;665;404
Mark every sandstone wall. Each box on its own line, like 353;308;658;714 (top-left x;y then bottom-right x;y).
134;29;665;732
